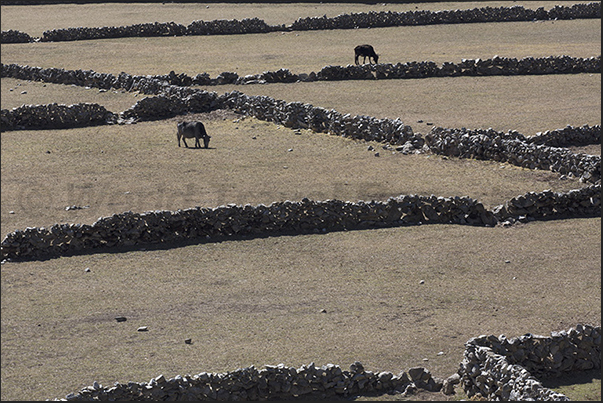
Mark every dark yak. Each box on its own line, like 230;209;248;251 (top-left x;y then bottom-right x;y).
354;44;379;65
177;121;211;148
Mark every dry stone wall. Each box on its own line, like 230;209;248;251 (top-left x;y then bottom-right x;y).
1;63;422;146
1;64;600;263
2;88;599;185
0;194;497;261
3;55;599;89
528;125;601;148
290;3;600;31
39;18;279;43
233;56;602;84
52;361;436;401
216;90;421;146
1;184;600;262
0;29;32;43
314;55;600;81
493;185;601;223
2;62;600;155
2;5;600;401
2;3;599;43
0;102;118;130
425;126;601;184
459;324;601;400
46;324;600;401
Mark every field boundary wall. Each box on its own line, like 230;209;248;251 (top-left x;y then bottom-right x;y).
1;62;601;262
459;324;601;400
1;2;600;43
46;324;600;401
2;4;600;401
1;183;600;261
2;62;601;184
424;126;600;184
2;55;600;87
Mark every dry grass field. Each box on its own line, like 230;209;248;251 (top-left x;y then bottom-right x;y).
0;1;595;37
2;18;600;78
1;1;601;401
0;109;591;235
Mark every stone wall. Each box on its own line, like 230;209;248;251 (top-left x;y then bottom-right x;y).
290;3;600;31
529;125;601;148
459;324;601;400
3;55;599;89
1;63;423;146
3;61;600;152
1;64;600;262
0;194;496;261
0;29;32;43
314;55;601;81
493;185;601;223
2;184;600;262
226;55;602;84
216;90;421;146
3;5;600;401
0;102;118;130
1;72;599;263
2;3;599;43
53;362;437;401
3;89;599;185
117;90;422;145
425;126;601;184
40;17;280;43
45;324;600;401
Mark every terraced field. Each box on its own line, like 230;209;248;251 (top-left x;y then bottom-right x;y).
1;1;600;401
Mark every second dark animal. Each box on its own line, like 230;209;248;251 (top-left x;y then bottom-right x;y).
177;121;211;148
354;44;379;65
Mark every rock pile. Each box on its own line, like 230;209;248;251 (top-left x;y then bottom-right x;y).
459;324;600;400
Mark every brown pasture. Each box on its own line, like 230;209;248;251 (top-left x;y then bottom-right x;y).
1;2;600;401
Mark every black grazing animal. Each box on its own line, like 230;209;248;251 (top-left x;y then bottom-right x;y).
354;44;379;65
177;121;211;148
